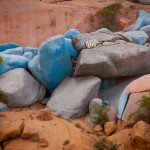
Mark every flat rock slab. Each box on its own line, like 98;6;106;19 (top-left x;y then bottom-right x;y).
72;31;122;51
0;120;24;141
74;42;150;78
47;76;101;120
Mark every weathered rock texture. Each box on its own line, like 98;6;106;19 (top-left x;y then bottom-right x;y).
132;121;150;150
72;31;122;51
47;76;101;119
74;41;150;78
0;120;24;141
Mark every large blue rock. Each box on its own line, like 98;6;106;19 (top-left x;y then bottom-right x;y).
124;10;150;31
125;30;149;45
64;29;80;39
0;47;24;55
64;29;80;57
24;47;38;57
0;54;29;75
29;35;72;92
0;43;20;52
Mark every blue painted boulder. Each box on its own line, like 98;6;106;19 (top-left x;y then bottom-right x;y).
0;43;20;52
24;47;38;57
1;46;38;58
0;47;24;55
124;10;150;31
29;35;72;92
125;31;149;45
64;29;80;39
64;29;80;57
0;54;29;75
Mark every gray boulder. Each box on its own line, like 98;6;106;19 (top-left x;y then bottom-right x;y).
74;42;150;78
72;31;122;51
47;76;101;120
0;102;7;111
89;98;102;114
0;68;46;107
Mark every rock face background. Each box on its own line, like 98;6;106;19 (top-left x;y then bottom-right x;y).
0;0;150;47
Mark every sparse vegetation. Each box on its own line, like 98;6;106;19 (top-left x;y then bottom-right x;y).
96;2;122;31
74;123;82;129
0;56;3;64
0;90;7;102
128;92;150;124
94;138;122;150
91;105;110;127
31;134;40;142
63;140;70;145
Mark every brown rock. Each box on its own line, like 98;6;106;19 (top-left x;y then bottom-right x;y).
36;108;52;121
104;121;117;136
3;138;38;150
0;120;24;141
132;121;150;150
93;125;103;132
116;120;127;132
38;138;49;147
107;106;117;122
21;123;39;139
63;143;76;150
116;17;132;30
107;129;137;150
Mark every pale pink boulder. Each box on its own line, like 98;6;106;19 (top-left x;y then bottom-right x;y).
122;92;148;123
126;74;150;93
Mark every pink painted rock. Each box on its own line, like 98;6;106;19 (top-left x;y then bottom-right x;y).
107;106;117;122
122;92;148;123
126;74;150;93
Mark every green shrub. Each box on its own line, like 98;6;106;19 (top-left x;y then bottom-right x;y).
0;56;3;64
91;105;109;127
94;138;122;150
0;90;7;102
96;2;122;31
128;92;150;123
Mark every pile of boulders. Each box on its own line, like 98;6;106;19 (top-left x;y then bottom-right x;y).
124;10;150;45
0;10;150;125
